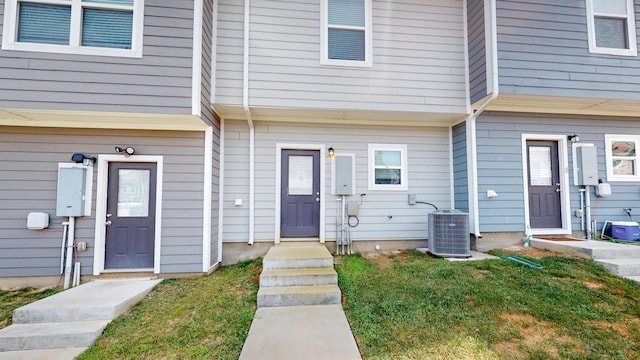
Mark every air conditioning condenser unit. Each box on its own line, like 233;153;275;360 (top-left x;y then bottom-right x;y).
428;209;470;258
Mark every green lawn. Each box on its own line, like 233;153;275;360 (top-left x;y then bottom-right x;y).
337;250;640;359
3;250;639;359
0;287;59;329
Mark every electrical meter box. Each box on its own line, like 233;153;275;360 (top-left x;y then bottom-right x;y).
56;167;87;217
575;145;598;186
334;155;354;195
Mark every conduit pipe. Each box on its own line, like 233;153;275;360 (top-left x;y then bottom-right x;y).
466;0;499;239
243;0;255;246
63;217;75;289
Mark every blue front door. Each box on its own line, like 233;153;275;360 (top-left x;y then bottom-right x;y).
281;150;321;237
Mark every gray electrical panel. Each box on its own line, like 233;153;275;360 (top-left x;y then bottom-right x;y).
335;155;354;195
56;167;87;217
575;145;598;186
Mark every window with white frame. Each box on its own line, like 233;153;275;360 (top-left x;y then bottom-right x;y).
585;0;637;56
321;0;372;67
604;134;640;181
2;0;144;57
368;144;408;191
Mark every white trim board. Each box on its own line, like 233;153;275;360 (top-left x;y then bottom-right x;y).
93;155;164;275
275;143;326;244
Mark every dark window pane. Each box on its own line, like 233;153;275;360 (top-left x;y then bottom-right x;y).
18;3;71;45
328;29;365;61
82;9;133;49
595;17;628;49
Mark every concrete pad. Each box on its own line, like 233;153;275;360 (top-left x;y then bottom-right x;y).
0;347;86;360
263;245;333;270
239;305;361;360
416;248;498;261
531;239;640;259
624;276;640;284
13;279;162;324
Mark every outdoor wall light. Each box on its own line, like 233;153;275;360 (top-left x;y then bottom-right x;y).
568;134;580;143
328;147;335;157
71;153;96;166
115;146;136;157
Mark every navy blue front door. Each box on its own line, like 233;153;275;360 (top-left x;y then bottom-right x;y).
527;141;562;228
281;150;321;237
105;162;156;269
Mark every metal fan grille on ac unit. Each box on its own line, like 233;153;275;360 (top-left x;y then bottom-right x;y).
428;210;470;257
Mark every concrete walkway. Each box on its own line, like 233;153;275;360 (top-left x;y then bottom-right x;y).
0;278;162;359
239;305;361;360
240;244;361;360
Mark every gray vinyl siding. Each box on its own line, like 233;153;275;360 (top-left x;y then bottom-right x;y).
0;0;194;114
467;0;487;104
0;127;206;277
452;122;468;212
215;0;244;105
222;120;451;243
476;113;640;233
216;0;467;113
496;0;640;100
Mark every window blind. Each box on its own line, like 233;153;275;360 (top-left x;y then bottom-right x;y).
17;3;71;45
82;8;133;49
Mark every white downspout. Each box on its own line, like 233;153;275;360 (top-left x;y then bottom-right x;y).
243;0;255;246
202;126;213;272
467;0;499;239
217;118;225;263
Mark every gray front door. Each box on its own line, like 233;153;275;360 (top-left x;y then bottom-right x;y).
281;150;321;238
105;162;157;269
527;141;562;228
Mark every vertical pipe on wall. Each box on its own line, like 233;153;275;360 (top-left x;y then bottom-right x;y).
243;0;255;246
63;217;75;289
217;119;225;263
203;126;213;272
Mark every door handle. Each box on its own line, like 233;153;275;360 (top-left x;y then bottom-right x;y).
316;197;320;202
106;213;112;218
105;220;112;226
556;188;561;193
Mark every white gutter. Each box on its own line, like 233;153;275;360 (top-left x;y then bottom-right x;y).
217;119;225;263
467;0;499;238
202;126;213;272
243;0;255;246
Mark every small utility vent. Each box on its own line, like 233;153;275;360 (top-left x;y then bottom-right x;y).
428;209;470;258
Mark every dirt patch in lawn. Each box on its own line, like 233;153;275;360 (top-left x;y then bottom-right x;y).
493;312;580;359
501;245;566;259
363;250;413;269
592;316;640;339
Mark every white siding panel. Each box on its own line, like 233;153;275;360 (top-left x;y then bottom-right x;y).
222;119;452;243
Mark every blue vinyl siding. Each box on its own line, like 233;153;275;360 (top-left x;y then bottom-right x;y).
467;0;487;103
452;122;468;212
496;0;640;100
477;113;640;233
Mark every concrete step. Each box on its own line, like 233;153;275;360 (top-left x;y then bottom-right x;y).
0;320;109;351
260;268;338;287
13;279;162;324
263;245;333;270
257;285;341;307
0;347;87;360
624;276;640;284
596;258;640;277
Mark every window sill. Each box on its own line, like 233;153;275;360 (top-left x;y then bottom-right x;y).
2;41;142;58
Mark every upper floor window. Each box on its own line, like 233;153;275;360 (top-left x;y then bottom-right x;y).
586;0;637;56
321;0;372;67
2;0;144;57
604;134;640;181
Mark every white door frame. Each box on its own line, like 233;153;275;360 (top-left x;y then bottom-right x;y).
275;143;326;244
521;134;571;235
93;155;164;275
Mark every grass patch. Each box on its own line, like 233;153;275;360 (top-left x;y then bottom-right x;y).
77;259;261;360
337;251;640;360
0;287;59;329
